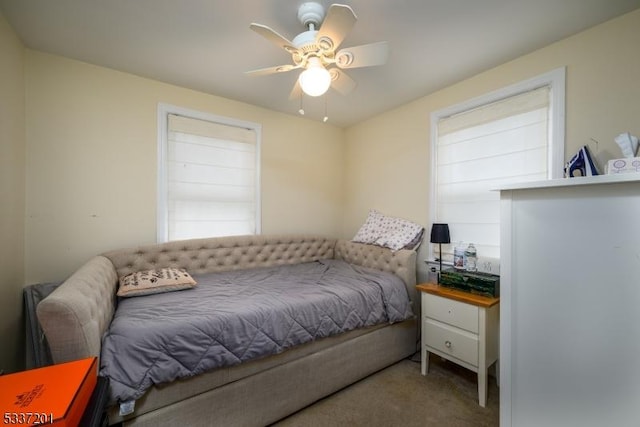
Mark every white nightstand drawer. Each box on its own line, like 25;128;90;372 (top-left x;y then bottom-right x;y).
424;319;479;367
424;293;479;333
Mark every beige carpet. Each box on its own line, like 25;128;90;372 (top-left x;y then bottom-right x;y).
272;356;499;427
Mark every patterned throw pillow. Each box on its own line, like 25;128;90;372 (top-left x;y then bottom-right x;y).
352;209;424;251
117;267;197;297
352;209;385;244
374;216;424;251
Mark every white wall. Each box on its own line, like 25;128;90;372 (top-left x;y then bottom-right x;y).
344;9;640;282
0;12;26;373
25;51;345;283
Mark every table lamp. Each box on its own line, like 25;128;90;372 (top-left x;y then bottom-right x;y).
430;223;450;279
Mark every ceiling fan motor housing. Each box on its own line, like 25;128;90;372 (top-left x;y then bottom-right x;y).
292;2;335;66
297;2;325;29
292;30;318;49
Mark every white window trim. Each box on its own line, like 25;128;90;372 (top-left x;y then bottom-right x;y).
157;103;262;243
428;67;565;261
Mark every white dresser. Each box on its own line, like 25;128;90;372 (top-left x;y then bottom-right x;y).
417;283;499;407
499;174;640;427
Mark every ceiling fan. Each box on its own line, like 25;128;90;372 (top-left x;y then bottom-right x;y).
246;2;389;100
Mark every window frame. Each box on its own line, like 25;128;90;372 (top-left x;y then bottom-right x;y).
429;67;565;262
157;103;262;243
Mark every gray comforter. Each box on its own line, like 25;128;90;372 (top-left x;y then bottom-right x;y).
100;259;413;402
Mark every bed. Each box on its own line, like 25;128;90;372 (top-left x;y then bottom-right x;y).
36;234;419;426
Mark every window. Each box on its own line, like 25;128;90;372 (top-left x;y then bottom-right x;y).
430;68;565;262
157;104;261;242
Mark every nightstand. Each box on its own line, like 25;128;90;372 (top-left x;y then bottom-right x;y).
417;283;499;407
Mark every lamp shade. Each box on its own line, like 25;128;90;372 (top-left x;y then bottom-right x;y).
430;223;450;244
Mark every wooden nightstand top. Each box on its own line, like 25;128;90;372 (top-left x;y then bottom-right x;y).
416;283;500;308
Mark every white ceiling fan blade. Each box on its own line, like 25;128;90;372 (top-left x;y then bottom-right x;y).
335;41;389;69
288;79;302;100
250;23;298;53
245;64;299;77
316;4;357;51
329;68;356;96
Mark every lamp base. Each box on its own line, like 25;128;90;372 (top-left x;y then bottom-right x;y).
438;243;443;283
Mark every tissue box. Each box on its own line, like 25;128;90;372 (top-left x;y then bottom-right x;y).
607;157;640;174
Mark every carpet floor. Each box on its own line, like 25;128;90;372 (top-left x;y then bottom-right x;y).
272;356;499;427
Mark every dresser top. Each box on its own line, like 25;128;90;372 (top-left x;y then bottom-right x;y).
416;283;500;308
496;173;640;191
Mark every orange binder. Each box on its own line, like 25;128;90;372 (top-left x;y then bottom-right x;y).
0;357;98;426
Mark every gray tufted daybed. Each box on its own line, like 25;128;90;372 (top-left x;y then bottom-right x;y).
36;234;418;426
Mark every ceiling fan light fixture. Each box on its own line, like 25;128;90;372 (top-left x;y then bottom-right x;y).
248;2;387;119
298;58;331;97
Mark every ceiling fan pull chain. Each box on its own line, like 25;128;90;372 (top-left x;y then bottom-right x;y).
323;95;328;123
298;93;305;115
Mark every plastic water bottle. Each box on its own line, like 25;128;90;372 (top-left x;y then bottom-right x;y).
465;243;477;272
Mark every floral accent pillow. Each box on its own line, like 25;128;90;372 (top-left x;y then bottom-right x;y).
374;216;424;251
352;209;424;251
117;267;197;297
352;209;386;244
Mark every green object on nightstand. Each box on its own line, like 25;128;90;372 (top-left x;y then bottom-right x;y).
439;268;500;297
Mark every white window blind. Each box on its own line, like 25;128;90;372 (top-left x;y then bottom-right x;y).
159;111;260;242
434;86;552;260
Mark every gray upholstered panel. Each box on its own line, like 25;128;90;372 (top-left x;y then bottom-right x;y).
36;256;118;363
102;234;336;278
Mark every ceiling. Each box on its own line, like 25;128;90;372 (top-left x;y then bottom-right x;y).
2;0;639;128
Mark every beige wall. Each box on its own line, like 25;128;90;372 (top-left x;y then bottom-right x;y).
0;12;26;373
344;9;640;281
4;7;639;372
25;51;344;283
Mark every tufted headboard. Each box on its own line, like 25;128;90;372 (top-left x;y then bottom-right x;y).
334;240;418;312
37;234;417;365
102;234;336;278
